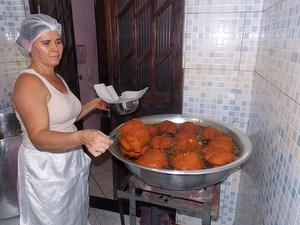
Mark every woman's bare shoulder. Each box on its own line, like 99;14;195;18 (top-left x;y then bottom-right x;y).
14;72;45;89
13;72;49;101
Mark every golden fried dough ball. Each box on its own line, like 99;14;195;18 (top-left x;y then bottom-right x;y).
150;135;175;149
119;118;146;134
145;124;159;135
157;120;177;134
201;126;223;140
203;146;235;166
119;129;150;152
171;152;203;170
135;148;168;169
175;132;197;141
172;139;200;155
119;145;150;158
118;118;150;152
208;135;233;152
178;121;200;134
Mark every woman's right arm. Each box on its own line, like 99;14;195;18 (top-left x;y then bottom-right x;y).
12;74;113;157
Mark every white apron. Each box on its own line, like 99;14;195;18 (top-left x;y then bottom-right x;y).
14;69;91;225
18;144;91;225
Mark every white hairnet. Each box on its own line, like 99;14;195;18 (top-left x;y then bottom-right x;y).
16;14;62;54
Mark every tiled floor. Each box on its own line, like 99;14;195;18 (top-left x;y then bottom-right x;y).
89;150;114;199
88;150;140;225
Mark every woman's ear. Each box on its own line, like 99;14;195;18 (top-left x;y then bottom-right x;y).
21;39;31;51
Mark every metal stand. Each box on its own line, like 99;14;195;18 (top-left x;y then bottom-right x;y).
117;175;220;225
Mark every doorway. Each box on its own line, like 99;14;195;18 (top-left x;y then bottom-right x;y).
96;0;185;197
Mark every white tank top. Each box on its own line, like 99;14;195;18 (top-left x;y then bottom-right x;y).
14;69;82;148
14;69;91;225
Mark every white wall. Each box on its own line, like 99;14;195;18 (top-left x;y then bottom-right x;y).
178;0;263;224
71;0;101;130
237;1;300;224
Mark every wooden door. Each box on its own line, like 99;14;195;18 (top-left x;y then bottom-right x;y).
103;0;185;196
104;0;184;125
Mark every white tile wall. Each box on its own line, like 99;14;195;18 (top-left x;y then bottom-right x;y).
180;0;262;223
238;0;300;224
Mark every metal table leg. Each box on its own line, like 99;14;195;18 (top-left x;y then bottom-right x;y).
151;206;158;225
202;195;213;225
117;189;137;225
118;196;126;225
129;188;137;225
117;176;220;225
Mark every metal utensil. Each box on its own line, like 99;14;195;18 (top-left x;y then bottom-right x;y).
109;133;119;140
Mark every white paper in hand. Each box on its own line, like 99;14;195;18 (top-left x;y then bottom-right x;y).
94;83;117;103
94;84;148;104
121;87;148;100
106;85;119;101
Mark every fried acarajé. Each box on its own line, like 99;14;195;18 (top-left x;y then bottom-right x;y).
117;118;240;170
135;148;168;169
178;121;201;134
118;118;146;134
201;125;223;140
118;118;150;154
175;132;197;141
156;120;177;134
119;145;150;158
172;139;200;155
203;146;235;166
119;130;150;152
150;135;175;149
208;135;233;152
171;152;203;170
145;124;159;135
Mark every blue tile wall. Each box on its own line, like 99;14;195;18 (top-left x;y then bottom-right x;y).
236;0;300;224
0;0;29;114
179;0;262;223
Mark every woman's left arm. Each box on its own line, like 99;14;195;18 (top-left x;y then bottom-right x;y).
77;98;109;121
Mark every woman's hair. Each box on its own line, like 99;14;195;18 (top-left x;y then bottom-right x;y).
16;13;62;55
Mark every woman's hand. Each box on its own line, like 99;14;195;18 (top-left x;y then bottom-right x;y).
94;98;110;111
77;97;110;121
81;129;114;157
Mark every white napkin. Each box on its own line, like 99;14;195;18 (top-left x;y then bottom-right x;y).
94;83;148;104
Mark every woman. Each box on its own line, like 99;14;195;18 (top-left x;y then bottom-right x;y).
13;14;113;225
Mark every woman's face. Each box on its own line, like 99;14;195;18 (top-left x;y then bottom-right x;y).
30;30;63;68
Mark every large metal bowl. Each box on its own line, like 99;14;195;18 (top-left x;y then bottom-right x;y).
109;114;253;190
0;113;21;219
0;113;21;139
